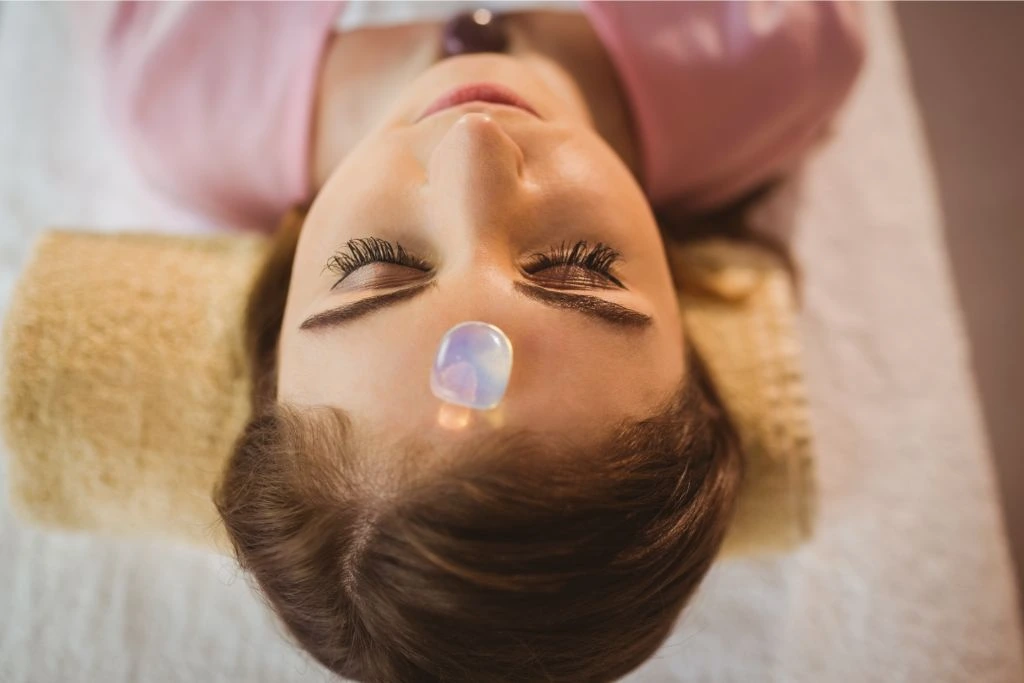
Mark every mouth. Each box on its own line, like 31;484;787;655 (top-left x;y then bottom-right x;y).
416;82;541;122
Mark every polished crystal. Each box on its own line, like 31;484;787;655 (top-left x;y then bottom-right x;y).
430;322;513;410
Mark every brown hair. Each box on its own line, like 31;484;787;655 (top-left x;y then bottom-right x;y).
214;209;743;682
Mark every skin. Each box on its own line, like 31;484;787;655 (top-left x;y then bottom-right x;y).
277;13;685;452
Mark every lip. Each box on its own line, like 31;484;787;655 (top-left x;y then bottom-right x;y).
416;82;541;122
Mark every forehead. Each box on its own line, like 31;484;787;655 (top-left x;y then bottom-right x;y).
278;279;683;441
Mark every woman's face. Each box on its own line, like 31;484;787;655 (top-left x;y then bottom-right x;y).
279;54;684;449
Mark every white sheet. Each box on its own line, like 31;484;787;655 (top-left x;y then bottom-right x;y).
1;4;1022;682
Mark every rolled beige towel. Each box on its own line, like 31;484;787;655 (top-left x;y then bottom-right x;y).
1;230;813;557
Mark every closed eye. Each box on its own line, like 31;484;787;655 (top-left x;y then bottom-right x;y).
326;237;431;289
323;238;626;290
521;240;625;289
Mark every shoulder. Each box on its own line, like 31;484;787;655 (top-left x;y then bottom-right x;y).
583;1;865;210
99;1;344;228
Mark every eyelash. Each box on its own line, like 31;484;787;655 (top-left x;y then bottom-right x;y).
521;241;623;287
326;237;432;284
326;238;623;287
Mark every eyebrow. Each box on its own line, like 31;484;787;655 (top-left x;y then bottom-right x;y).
299;280;652;331
299;282;434;330
513;282;652;329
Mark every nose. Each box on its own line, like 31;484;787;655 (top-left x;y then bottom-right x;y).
427;113;525;232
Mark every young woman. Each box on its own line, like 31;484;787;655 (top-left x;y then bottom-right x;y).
101;3;863;680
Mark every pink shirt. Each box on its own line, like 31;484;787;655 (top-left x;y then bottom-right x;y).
100;1;864;229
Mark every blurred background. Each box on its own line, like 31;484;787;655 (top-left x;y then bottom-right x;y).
896;2;1023;617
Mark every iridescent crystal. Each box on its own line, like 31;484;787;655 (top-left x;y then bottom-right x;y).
430;322;513;410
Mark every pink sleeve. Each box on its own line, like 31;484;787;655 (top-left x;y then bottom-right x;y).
584;1;866;211
101;2;343;229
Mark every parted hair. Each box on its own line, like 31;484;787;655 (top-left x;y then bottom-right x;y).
213;210;743;682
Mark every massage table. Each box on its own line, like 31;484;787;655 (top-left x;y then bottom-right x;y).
0;4;1021;682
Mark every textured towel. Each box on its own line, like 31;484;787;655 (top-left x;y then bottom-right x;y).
1;230;812;557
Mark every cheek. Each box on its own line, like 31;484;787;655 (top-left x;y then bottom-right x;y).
536;132;656;235
560;140;683;364
538;136;677;300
